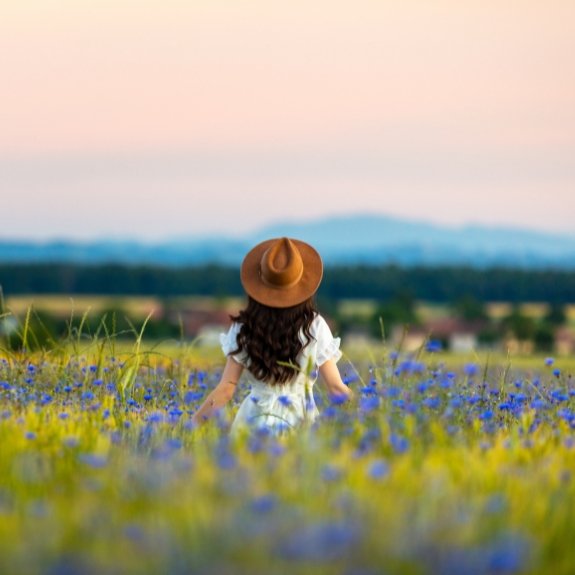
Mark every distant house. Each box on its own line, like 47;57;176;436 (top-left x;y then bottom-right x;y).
429;318;489;353
555;327;575;356
390;325;428;353
501;337;534;355
391;319;488;353
343;329;377;349
167;308;233;339
196;324;231;347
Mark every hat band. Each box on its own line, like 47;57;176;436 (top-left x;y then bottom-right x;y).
259;266;304;290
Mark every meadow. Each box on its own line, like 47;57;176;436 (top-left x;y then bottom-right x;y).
1;316;575;574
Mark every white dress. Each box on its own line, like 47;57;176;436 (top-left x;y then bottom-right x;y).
219;313;342;437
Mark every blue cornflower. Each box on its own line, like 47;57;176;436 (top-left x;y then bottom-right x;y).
390;434;409;454
276;521;360;562
464;363;479;377
184;391;204;404
530;399;547;410
398;359;425;374
322;406;338;419
440;377;453;389
251;494;277;514
486;534;530;574
40;393;53;405
422;397;441;410
81;391;94;401
367;459;389;479
557;409;574;423
165;438;182;450
147;411;164;424
25;431;36;440
545;357;555;366
360;396;380;412
216;449;236;470
480;410;494;421
551;389;568;403
321;465;342;482
78;453;107;468
426;340;442;353
553;368;561;378
329;393;349;406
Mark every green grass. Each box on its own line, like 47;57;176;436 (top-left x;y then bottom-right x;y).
0;323;574;574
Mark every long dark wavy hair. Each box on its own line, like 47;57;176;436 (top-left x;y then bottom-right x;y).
230;296;318;385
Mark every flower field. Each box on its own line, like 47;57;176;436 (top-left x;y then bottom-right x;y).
1;334;574;574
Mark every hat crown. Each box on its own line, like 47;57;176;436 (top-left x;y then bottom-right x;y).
260;237;304;290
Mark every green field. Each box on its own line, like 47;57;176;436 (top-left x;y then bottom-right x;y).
1;321;575;574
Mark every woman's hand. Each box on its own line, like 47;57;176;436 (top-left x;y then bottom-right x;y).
191;356;244;426
319;358;354;403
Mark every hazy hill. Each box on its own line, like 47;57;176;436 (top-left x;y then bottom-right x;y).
1;214;574;268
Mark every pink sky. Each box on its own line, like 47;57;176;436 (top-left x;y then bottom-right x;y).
1;0;574;239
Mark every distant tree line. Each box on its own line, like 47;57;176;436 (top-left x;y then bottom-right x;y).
1;263;574;303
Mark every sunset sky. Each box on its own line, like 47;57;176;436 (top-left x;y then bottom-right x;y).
1;0;574;240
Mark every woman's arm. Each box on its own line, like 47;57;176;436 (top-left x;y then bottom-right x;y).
319;358;353;402
191;356;244;426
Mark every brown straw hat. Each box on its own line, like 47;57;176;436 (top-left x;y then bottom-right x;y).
240;237;323;308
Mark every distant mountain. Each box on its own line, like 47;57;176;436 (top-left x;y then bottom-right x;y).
1;214;574;268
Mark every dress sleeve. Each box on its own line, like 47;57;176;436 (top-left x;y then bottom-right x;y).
219;322;248;366
314;315;343;366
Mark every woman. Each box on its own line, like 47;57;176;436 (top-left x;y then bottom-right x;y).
191;237;353;435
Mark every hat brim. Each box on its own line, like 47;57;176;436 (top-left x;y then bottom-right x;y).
240;238;323;308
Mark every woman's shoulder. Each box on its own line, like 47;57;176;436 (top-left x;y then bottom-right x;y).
310;312;329;334
220;321;243;356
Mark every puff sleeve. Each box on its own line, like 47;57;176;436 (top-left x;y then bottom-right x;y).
219;322;249;366
314;315;343;366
